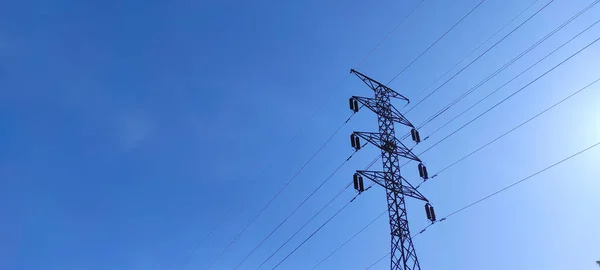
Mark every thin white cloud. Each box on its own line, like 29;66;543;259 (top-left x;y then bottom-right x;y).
116;110;154;152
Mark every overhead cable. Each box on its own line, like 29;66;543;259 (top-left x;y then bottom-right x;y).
404;0;554;114
255;155;381;269
269;189;371;270
205;117;352;269
387;0;489;84
419;34;600;156
411;0;600;135
409;0;541;103
231;149;375;269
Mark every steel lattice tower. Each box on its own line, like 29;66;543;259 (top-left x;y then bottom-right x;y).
349;69;434;270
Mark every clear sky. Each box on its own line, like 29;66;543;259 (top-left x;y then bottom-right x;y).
1;0;599;269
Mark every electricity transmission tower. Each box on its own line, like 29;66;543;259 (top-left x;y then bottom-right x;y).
349;69;435;270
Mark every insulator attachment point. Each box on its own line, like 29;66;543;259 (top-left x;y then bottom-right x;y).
350;133;361;151
353;173;365;193
418;163;429;180
349;97;359;113
411;128;421;143
425;203;436;222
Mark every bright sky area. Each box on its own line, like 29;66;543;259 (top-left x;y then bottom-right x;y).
1;0;599;269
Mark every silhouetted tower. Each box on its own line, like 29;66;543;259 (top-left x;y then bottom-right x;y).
349;69;435;270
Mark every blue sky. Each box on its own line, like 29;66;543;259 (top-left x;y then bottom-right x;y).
1;0;599;269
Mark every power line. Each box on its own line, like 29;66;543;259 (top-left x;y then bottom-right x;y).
412;0;600;134
370;140;600;267
387;0;488;84
366;252;391;270
269;188;371;270
428;75;600;180
256;155;382;269
205;116;352;269
310;209;387;270
180;61;357;270
231;148;374;269
251;180;352;270
256;156;381;269
419;34;600;156
404;0;554;114
356;0;426;68
420;13;600;143
178;116;335;270
179;53;348;270
398;26;600;168
397;0;545;142
447;141;599;218
412;140;600;237
409;0;541;104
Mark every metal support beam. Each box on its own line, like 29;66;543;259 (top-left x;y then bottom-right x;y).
352;96;414;128
356;170;428;202
350;69;410;103
352;131;421;162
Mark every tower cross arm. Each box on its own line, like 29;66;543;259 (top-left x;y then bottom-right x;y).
353;131;421;162
352;96;414;128
350;69;410;103
356;170;428;202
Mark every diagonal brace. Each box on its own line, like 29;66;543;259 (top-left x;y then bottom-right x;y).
352;96;414;128
350;69;410;103
356;170;428;202
353;131;421;162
